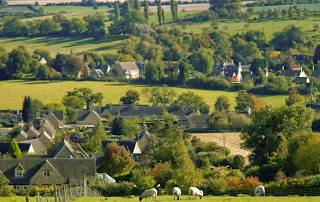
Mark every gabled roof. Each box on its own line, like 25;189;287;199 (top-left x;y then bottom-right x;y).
188;114;210;123
38;131;53;147
39;120;56;137
15;163;24;171
0;143;32;154
0;158;95;185
95;173;116;182
14;130;28;142
30;159;65;185
26;126;40;139
94;69;105;77
118;62;139;71
38;110;63;121
135;128;150;141
19;139;46;154
48;139;88;158
281;70;299;77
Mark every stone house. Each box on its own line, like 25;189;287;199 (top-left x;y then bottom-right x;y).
0;158;95;189
113;62;140;79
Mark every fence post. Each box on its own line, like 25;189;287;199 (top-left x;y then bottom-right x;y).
83;175;87;197
26;195;29;202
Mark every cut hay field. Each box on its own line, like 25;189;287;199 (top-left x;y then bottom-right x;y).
2;195;320;202
0;80;287;110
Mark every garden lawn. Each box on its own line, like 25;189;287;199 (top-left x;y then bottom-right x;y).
0;80;288;111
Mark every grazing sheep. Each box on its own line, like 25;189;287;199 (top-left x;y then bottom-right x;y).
139;188;157;201
172;187;181;200
254;185;265;197
189;187;203;199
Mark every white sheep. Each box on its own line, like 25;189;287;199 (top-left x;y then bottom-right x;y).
254;185;265;197
139;188;157;201
188;187;203;199
172;187;181;200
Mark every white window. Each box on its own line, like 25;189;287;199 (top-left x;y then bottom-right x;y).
15;170;23;177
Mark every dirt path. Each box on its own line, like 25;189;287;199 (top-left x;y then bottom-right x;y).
191;132;250;163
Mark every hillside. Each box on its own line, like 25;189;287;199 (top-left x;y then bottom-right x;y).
192;132;250;163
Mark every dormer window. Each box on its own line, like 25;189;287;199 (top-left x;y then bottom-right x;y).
15;163;24;178
43;170;51;176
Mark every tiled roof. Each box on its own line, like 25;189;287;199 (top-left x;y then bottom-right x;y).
118;62;139;71
19;139;46;154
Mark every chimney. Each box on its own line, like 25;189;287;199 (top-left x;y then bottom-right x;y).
282;66;285;71
40;119;44;127
48;107;53;114
119;101;123;105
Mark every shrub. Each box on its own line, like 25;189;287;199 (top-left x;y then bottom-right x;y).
241;176;262;192
87;178;133;196
226;176;242;192
227;169;245;179
165;179;179;195
231;155;246;169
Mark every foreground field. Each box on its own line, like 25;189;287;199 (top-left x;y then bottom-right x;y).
1;195;320;202
0;80;287;110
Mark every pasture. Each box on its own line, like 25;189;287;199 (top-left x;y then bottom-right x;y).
1;3;320;54
1;195;320;202
0;80;288;110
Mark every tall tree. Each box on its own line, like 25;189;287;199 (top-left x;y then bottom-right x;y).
112;116;125;135
161;8;165;24
9;139;22;158
114;2;120;21
82;121;107;153
191;47;214;76
173;91;209;114
99;142;137;176
123;0;130;14
157;0;162;25
286;87;302;106
235;90;253;112
144;60;163;84
241;105;314;166
178;60;190;86
214;95;230;111
0;0;8;9
142;85;177;106
120;90;140;104
6;47;31;78
144;0;149;21
170;0;178;21
134;0;141;11
83;13;106;39
22;96;35;122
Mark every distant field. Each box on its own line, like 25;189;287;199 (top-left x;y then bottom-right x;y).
2;195;320;202
192;132;250;161
0;80;287;110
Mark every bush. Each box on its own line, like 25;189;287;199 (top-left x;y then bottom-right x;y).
226;176;242;192
165;179;179;195
28;186;54;196
241;176;262;192
227;169;245;179
231;155;246;169
87;178;133;196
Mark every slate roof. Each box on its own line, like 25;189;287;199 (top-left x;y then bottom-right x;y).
188;114;210;123
76;110;102;122
39;120;56;137
118;62;139;71
295;77;310;84
19;139;46;154
26;126;40;139
312;70;320;77
14;130;28;142
135;129;150;141
38;110;63;121
48;139;89;158
94;69;105;77
96;104;197;119
0;143;32;154
0;158;95;185
281;70;300;77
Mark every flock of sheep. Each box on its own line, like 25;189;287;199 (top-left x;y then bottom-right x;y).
139;185;266;201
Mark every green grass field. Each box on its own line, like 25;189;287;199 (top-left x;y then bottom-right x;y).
0;80;287;110
1;195;320;202
1;4;320;55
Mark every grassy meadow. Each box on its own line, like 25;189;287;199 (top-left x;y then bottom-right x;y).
1;4;320;54
0;80;288;110
1;195;320;202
